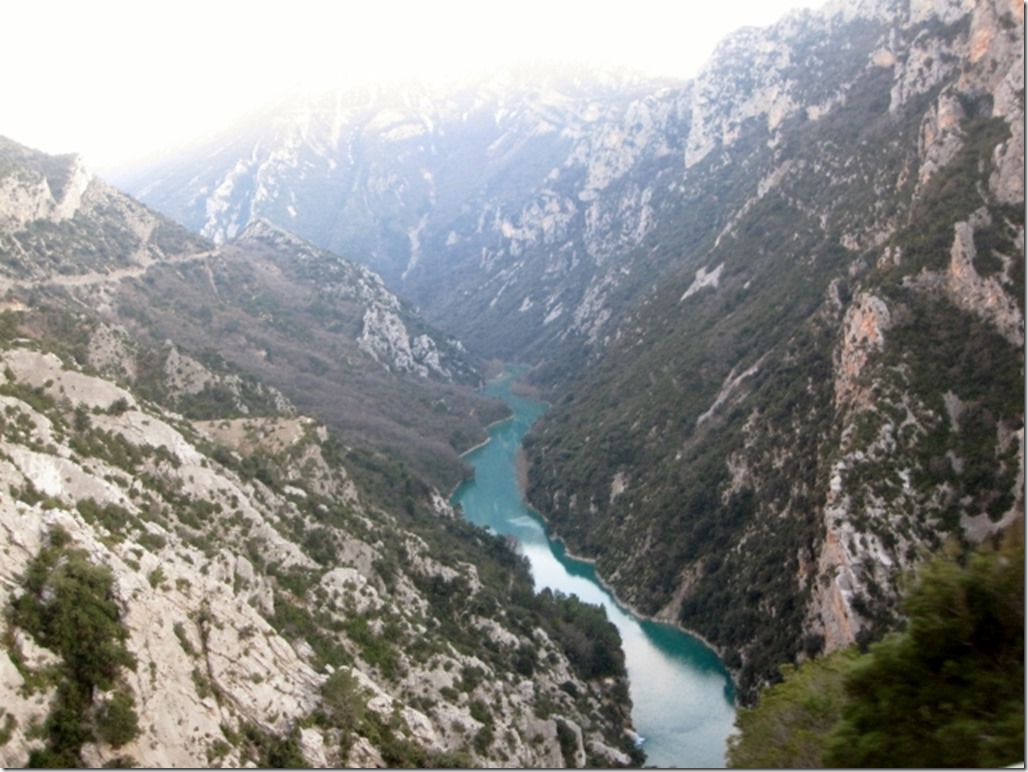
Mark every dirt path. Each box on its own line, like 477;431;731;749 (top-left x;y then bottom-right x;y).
0;249;219;295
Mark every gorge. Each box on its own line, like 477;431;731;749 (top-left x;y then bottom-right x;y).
452;369;735;767
0;0;1023;766
123;0;1023;707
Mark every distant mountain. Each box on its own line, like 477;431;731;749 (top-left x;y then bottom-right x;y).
110;0;1025;706
0;138;640;767
118;66;691;361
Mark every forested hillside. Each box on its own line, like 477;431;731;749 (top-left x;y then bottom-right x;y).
525;0;1024;702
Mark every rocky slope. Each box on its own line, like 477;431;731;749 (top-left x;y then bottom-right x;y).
0;340;638;767
525;0;1023;701
0;141;641;766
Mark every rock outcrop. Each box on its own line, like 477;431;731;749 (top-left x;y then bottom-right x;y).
0;341;638;768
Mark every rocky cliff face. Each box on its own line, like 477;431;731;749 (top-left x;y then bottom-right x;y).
0;141;640;767
804;0;1024;657
0;343;636;767
525;0;1023;703
0;147;90;227
234;218;475;384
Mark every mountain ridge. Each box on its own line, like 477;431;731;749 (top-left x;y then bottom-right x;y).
2;142;511;489
525;0;1023;701
120;67;695;361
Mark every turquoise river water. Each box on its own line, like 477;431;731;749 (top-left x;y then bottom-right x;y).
451;369;736;768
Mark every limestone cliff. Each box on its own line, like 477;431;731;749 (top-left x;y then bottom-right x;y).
524;0;1023;704
0;337;637;768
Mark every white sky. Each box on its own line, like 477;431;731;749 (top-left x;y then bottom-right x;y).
1;0;824;174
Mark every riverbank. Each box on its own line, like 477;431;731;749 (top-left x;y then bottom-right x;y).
545;529;733;676
453;367;736;767
507;371;733;683
458;413;512;458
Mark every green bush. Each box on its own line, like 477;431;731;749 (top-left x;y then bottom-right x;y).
0;710;16;746
95;690;140;747
726;650;854;767
826;532;1024;768
11;533;136;689
10;527;139;765
727;531;1025;768
319;668;367;754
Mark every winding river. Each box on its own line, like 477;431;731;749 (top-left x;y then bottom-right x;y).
452;369;736;768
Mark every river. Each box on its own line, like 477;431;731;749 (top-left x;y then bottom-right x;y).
451;369;737;768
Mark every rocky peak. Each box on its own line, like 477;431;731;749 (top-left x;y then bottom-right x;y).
0;140;92;229
236;216;305;247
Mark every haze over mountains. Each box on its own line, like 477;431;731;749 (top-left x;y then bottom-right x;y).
115;65;685;362
0;0;1023;766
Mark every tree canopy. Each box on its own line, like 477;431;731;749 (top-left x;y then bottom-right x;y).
727;525;1024;768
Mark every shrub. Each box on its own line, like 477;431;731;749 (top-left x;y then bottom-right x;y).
95;690;140;747
10;528;139;765
319;669;367;753
826;533;1024;768
726;650;854;767
728;531;1025;768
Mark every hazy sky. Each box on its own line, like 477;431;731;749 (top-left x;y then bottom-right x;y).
2;0;824;173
